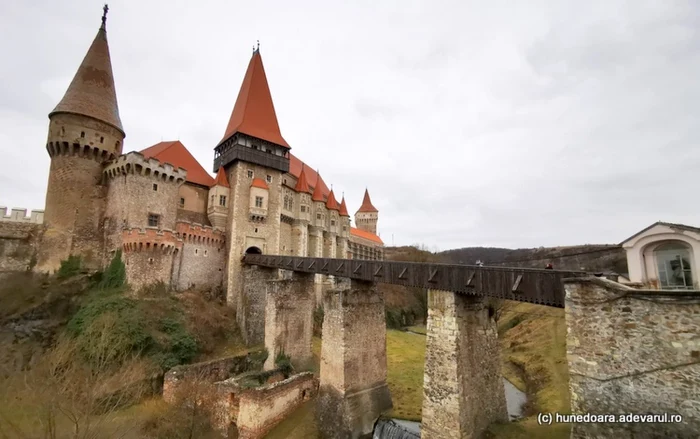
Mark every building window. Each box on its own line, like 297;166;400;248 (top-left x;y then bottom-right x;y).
219;195;227;206
147;214;160;227
317;213;321;220
283;178;287;185
179;197;185;208
301;205;306;212
153;183;158;191
248;170;254;178
266;175;272;183
195;249;198;255
343;226;347;232
252;144;259;150
204;250;208;257
655;242;694;289
255;196;264;208
254;228;258;233
331;220;336;226
80;131;85;138
283;195;289;210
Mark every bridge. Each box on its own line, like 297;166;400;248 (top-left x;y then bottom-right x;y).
243;253;593;307
239;254;700;439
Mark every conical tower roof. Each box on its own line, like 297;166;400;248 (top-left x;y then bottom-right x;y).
356;189;378;213
220;48;289;148
326;189;339;211
312;172;325;202
339;196;349;216
50;6;124;135
212;166;230;188
294;165;311;193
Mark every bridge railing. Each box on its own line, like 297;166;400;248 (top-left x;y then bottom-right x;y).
242;254;592;308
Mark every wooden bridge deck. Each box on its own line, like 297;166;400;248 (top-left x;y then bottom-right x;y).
242;254;593;308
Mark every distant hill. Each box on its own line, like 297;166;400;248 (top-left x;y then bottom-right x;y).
384;244;627;274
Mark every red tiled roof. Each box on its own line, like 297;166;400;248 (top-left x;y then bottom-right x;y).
311;173;325;202
339;197;349;216
326;189;339;211
288;153;329;199
50;15;124;135
140;141;214;187
220;50;290;148
350;227;383;245
294;165;311;193
357;189;378;213
251;177;269;190
212;166;229;188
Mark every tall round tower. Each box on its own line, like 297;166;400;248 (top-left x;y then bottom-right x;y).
36;6;125;273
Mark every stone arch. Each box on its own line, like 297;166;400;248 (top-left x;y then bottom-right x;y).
245;246;262;255
645;240;696;290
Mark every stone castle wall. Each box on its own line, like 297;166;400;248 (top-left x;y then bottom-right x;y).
174;222;226;291
0;207;44;224
121;228;182;290
565;277;700;438
163;354;251;404
0;222;42;275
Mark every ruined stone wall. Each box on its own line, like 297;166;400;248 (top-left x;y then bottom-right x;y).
421;290;507;439
36;113;124;274
163;354;251;404
236;372;318;439
318;281;392;437
565;277;700;438
263;273;314;370
0;222;41;274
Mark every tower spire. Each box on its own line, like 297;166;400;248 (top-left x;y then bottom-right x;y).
50;4;124;135
101;4;109;30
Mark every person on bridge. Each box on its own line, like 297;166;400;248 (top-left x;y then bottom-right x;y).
545;263;553;269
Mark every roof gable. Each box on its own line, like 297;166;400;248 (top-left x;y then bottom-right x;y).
620;221;700;246
350;227;383;245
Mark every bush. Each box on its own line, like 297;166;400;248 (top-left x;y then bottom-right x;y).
275;352;293;378
57;255;81;279
157;318;198;370
313;305;324;337
99;250;126;289
385;308;416;329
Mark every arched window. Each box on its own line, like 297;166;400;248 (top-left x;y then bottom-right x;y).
654;242;694;289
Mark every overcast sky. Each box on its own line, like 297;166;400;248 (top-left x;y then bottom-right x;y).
1;0;698;251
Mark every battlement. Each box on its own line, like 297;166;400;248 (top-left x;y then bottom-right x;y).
176;221;226;247
0;207;45;224
47;141;117;164
121;227;183;254
104;151;187;184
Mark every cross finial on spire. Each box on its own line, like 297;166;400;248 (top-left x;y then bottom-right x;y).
257;40;260;51
101;4;109;29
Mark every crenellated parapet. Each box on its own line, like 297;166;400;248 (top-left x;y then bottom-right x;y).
103;151;187;184
46;139;118;164
175;221;226;247
0;207;45;224
121;227;183;254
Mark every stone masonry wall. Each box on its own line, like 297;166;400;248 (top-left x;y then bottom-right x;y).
421;290;507;439
225;163;282;314
173;222;226;292
263;273;315;371
241;265;278;345
124;246;176;291
565;277;700;438
163;354;252;404
279;221;293;255
318;280;392;438
0;222;41;274
236;372;319;439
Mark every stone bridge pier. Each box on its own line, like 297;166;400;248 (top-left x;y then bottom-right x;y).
263;271;315;371
317;280;393;438
421;290;508;439
564;277;700;438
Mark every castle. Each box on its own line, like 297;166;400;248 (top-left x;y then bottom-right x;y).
6;8;383;301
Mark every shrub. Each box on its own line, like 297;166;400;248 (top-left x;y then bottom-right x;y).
156;317;198;370
275;352;293;378
57;255;81;279
99;250;126;289
313;305;324;337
